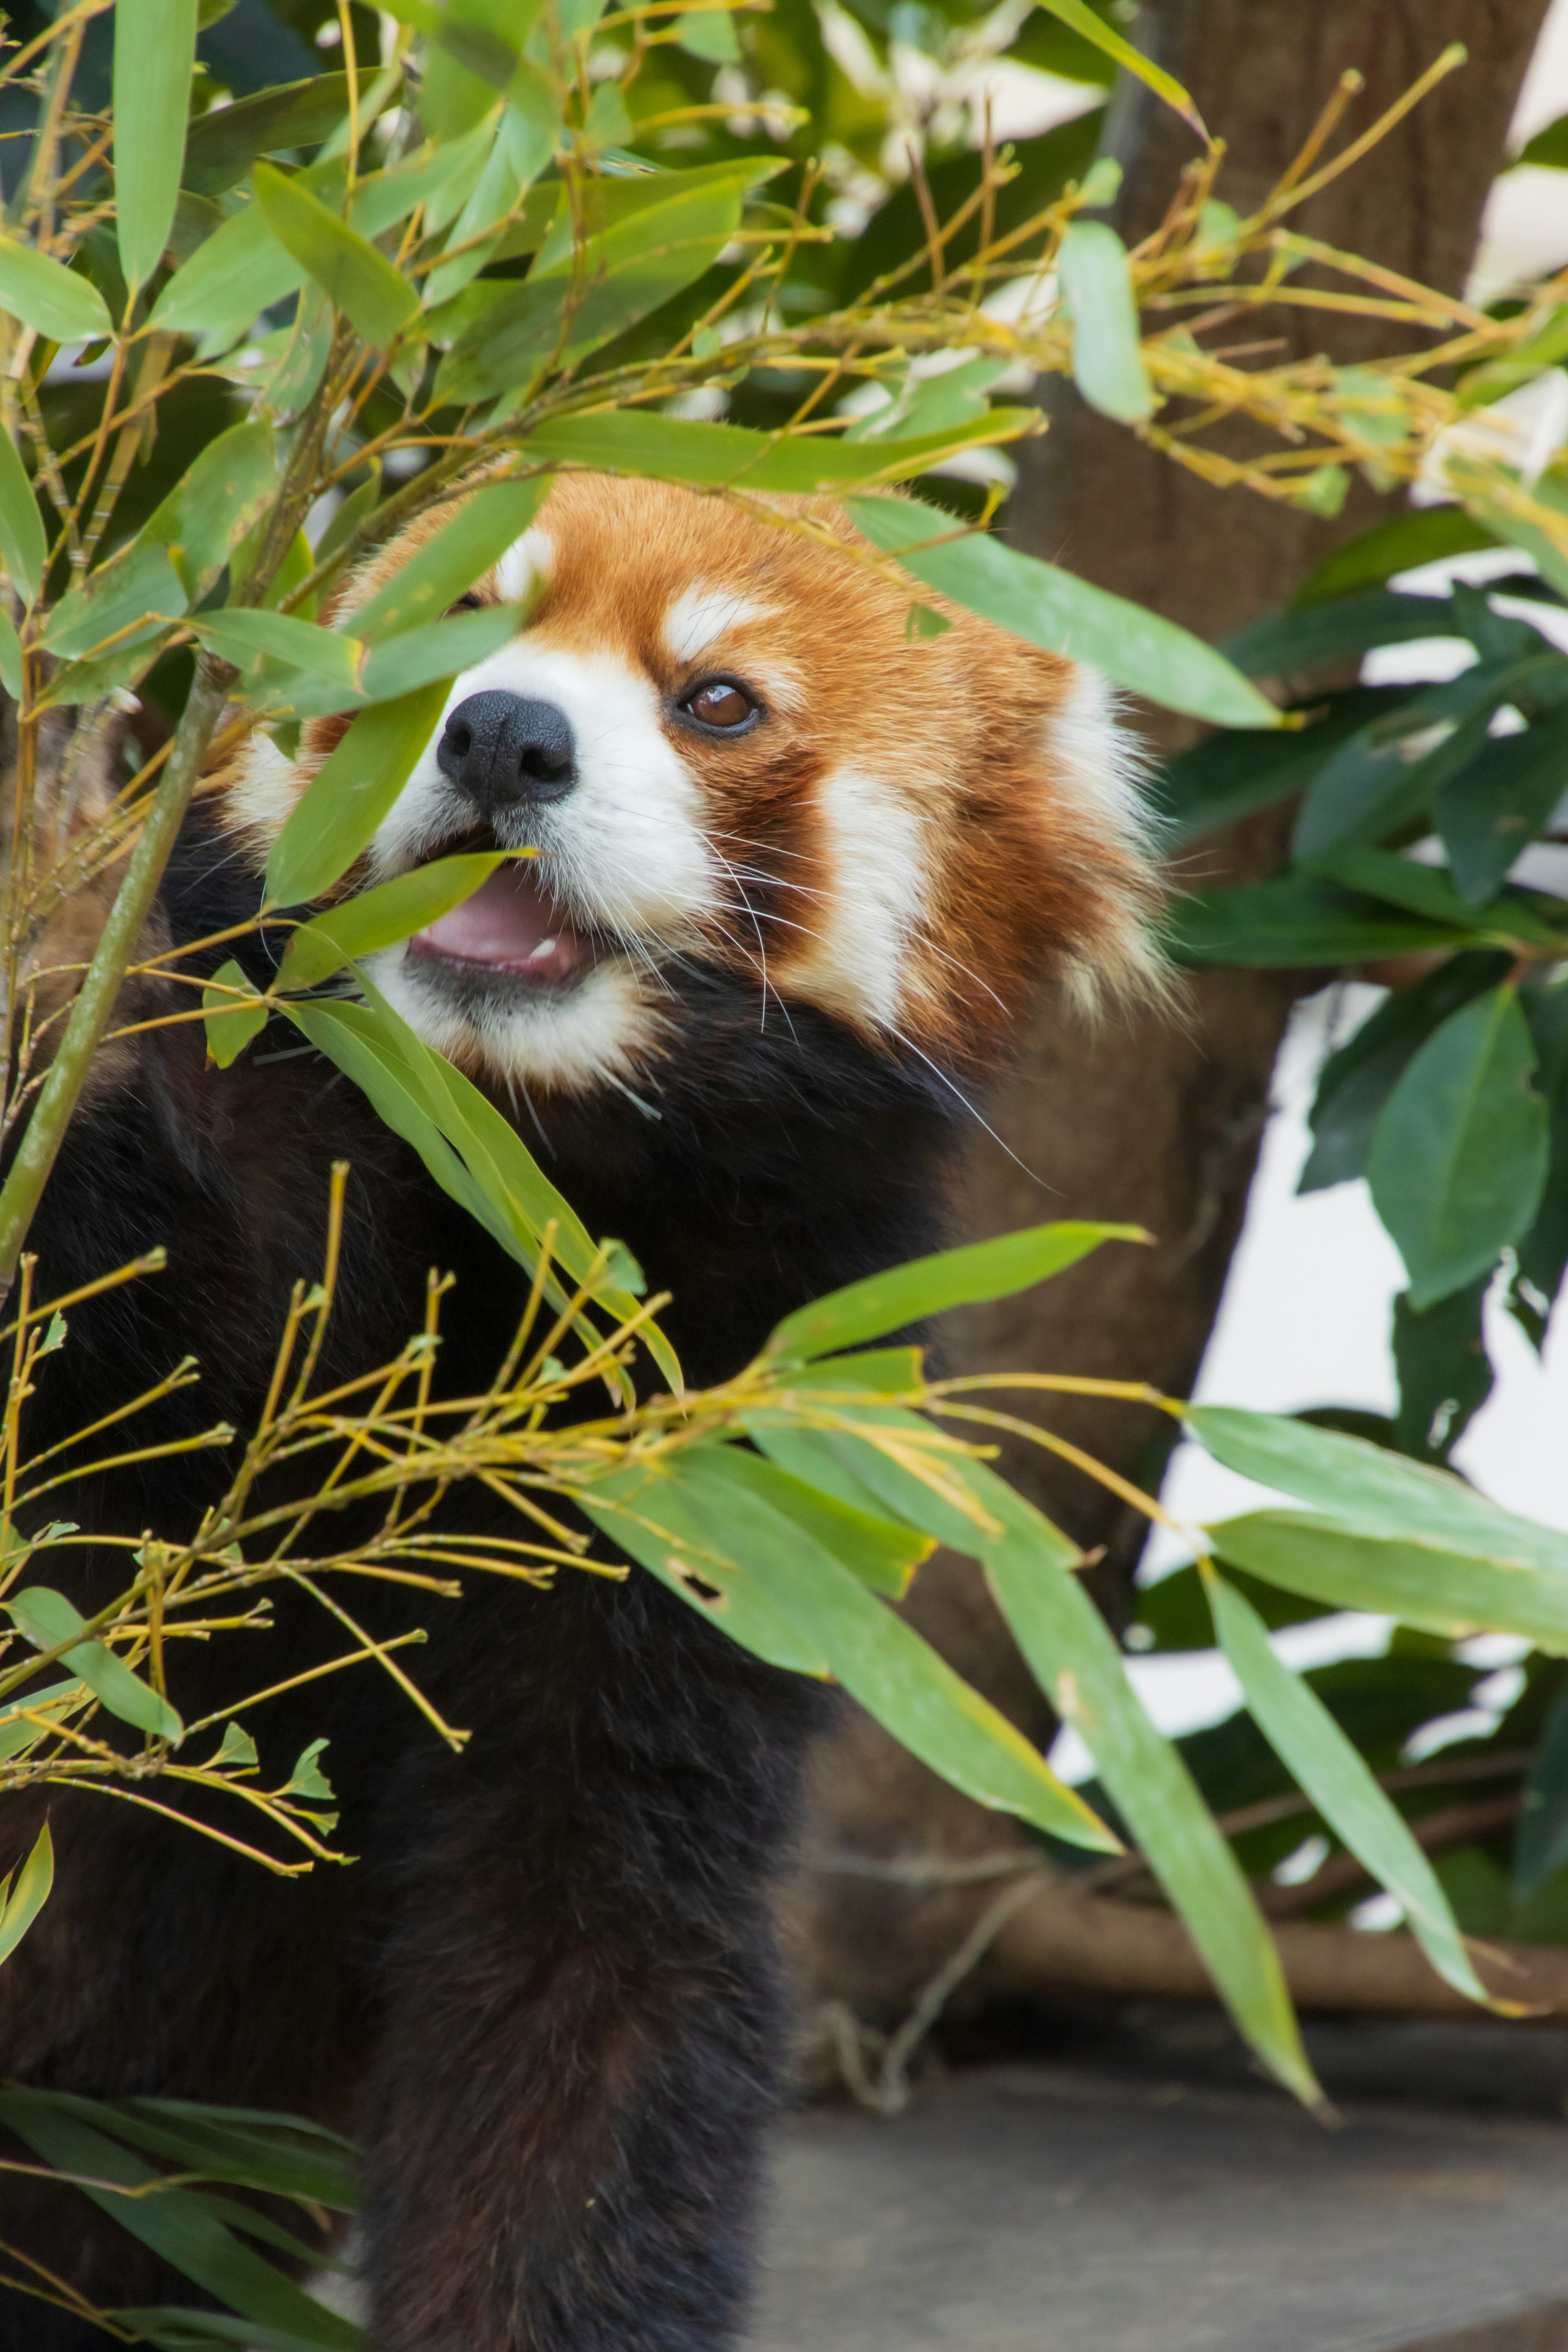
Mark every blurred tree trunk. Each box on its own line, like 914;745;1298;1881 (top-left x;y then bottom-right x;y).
792;0;1555;2039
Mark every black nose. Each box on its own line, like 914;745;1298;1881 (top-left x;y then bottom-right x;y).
437;690;576;810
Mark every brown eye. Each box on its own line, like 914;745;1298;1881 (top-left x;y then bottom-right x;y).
683;678;757;731
446;590;484;617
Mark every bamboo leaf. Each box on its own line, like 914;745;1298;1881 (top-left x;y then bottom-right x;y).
1187;1404;1568;1575
149;198;307;337
848;494;1283;730
0;235;114;341
275;852;514;991
254;164;420;351
435;169;778;403
969;1466;1317;2103
1058;220;1153;422
0;1822;53;1969
182;71;388;197
4;1588;182;1742
0;2092;357;2350
1033;0;1205;136
141;418;279;602
1169;874;1472;967
345;476;545;641
195;608;365;689
520;407;1037;491
765;1221;1144;1362
0;425;47;604
1208;1509;1568;1655
263;681;452;906
203;960;269;1068
1367;985;1550;1308
1203;1568;1497;2007
695;1446;933;1597
115;0;199;290
590;1446;1120;1849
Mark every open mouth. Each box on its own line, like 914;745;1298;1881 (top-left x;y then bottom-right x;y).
407;842;598;992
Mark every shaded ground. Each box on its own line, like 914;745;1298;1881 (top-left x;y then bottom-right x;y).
753;2032;1568;2352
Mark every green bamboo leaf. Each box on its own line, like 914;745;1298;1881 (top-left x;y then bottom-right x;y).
0;235;114;342
435;169;775;403
114;0;199;290
1300;951;1511;1193
1058;220;1153;422
678;4;739;58
521;407;1036;492
970;1466;1317;2103
140;418;279;602
1169;874;1472;967
0;1676;84;1762
1221;588;1473;678
1033;0;1205;136
264;681;451;906
5;1588;182;1742
276;852;513;991
118;2310;353;2352
196;608;364;689
1207;1509;1568;1655
0;607;19;698
1367;985;1550;1308
346;476;545;641
1203;1567;1496;2007
101;2098;359;2212
1156;689;1400;846
695;1446;933;1597
765;1221;1144;1363
1307;846;1565;950
1433;709;1568;906
203;960;269;1068
182;71;388;196
149;198;307;336
1188;1403;1568;1574
254;164;420;350
0;2092;357;2350
285;987;681;1388
355;604;524;701
581;1466;833;1674
591;1446;1120;1849
0;426;46;604
0;1822;53;1969
1292;511;1501;608
848;494;1283;731
748;1423;929;1539
1292;658;1559;862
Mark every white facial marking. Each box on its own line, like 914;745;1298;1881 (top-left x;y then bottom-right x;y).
363;947;663;1096
664;585;772;668
1047;664;1152;848
372;640;719;933
788;765;927;1030
363;635;722;1087
495;527;553;606
227;730;298;848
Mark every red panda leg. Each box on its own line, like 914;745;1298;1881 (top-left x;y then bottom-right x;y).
357;1574;821;2352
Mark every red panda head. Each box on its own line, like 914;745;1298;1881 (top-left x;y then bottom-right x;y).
227;474;1163;1101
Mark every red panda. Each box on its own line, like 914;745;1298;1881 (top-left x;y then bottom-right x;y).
0;475;1158;2352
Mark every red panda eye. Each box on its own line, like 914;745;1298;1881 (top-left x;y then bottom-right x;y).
684;679;756;731
447;591;483;617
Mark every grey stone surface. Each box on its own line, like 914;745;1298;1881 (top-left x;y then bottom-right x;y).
750;2065;1568;2352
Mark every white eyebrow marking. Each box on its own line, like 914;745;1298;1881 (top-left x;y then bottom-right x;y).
496;528;553;604
664;584;774;666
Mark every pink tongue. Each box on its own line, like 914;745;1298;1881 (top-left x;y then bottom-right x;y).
412;865;586;979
